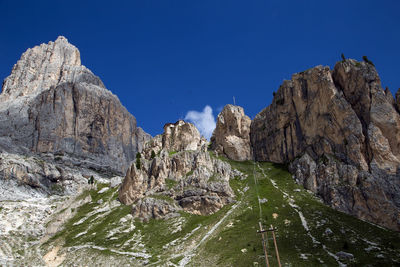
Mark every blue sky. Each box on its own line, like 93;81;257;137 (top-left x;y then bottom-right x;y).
1;1;399;138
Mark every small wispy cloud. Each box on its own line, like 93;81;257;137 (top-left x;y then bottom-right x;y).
184;105;216;140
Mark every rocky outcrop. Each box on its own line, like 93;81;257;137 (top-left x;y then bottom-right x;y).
1;36;95;101
162;120;206;152
0;151;101;200
0;36;149;175
210;105;252;161
119;120;237;221
395;88;400;112
131;197;181;221
251;59;400;230
385;87;395;106
333;60;400;172
251;65;367;168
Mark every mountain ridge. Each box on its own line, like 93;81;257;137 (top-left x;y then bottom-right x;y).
0;37;399;266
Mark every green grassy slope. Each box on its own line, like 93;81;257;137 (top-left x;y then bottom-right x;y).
190;158;400;266
42;155;400;266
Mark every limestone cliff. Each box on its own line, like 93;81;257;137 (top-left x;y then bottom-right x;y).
251;60;400;230
0;36;150;176
119;120;238;221
210;104;252;161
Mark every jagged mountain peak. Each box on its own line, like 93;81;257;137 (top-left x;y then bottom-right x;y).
1;51;400;265
0;35;399;265
0;37;149;175
210;104;252;161
1;36;104;102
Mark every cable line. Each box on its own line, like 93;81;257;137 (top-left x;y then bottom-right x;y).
253;160;263;221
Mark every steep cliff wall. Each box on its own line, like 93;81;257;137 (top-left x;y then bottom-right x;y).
251;60;400;230
0;36;150;175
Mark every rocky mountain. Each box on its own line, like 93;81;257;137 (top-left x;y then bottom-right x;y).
0;36;150;181
0;37;150;265
5;152;399;266
119;120;237;221
1;37;400;266
250;59;400;231
210;104;252;161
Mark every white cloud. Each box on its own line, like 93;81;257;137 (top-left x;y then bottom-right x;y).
184;105;216;140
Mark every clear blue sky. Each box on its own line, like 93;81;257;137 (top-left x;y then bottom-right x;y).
1;1;399;137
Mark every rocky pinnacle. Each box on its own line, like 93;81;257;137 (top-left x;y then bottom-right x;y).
0;36;150;174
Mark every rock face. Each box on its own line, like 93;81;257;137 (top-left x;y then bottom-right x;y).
119;120;238;221
0;151;103;201
211;104;252;161
162;120;205;152
251;59;400;230
0;36;150;175
333;60;400;173
395;88;400;112
1;36;90;101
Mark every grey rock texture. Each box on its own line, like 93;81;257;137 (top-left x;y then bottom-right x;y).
0;36;149;175
1;36;98;101
251;59;400;230
131;197;181;221
0;152;98;201
119;120;238;221
210;104;252;161
135;127;152;153
385;87;395;106
110;176;123;188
